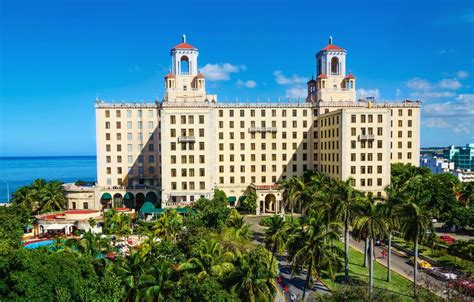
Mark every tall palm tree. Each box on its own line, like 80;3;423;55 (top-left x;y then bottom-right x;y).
352;193;388;293
178;239;234;278
331;177;358;282
279;176;300;219
398;189;433;298
134;259;173;302
379;184;403;282
264;215;289;271
226;214;252;241
11;186;37;211
229;247;278;302
287;210;343;299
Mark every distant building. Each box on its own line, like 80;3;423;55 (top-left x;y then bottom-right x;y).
443;144;474;171
453;170;474;183
420;156;454;174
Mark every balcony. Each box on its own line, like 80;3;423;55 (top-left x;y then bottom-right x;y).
359;134;375;141
248;127;278;133
178;136;196;143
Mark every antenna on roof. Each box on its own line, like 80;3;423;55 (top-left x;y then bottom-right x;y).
329;36;333;44
182;34;186;43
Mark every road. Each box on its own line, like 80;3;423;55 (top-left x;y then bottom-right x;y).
348;237;449;297
245;215;331;301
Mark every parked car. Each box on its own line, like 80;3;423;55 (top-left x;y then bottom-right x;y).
425;267;457;281
408;257;432;269
439;235;456;245
449;279;474;296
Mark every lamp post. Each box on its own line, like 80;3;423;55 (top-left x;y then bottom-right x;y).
3;181;9;203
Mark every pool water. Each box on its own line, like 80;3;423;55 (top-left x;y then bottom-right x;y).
23;240;55;249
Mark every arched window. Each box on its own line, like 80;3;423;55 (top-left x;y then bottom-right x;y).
331;57;339;75
180;56;189;74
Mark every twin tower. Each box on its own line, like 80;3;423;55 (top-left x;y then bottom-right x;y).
164;35;356;103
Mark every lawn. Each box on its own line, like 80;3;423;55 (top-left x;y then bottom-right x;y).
320;245;434;302
392;236;474;275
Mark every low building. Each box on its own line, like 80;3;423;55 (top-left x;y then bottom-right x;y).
420;155;454;174
443;144;474;171
453;170;474;182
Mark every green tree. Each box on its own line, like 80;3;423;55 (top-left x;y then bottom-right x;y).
352;192;388;294
287;211;343;299
153;209;183;243
228;246;277;302
239;191;257;213
264;215;289;272
178;239;234;278
398;195;433;298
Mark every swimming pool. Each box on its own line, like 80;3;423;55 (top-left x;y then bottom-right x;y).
23;240;54;249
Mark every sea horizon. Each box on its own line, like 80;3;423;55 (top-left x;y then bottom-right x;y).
0;156;97;203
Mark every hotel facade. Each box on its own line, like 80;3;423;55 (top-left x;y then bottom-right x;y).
67;36;421;214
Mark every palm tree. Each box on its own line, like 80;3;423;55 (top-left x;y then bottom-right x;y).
134;259;173;302
39;181;66;213
379;184;403;282
397;199;433;297
331;177;358;282
178;239;234;278
11;186;37;211
229;247;278;302
352;192;388;294
287;210;343;299
153;209;183;243
264;215;289;272
226;214;252;241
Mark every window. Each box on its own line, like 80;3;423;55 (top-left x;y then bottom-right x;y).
377;114;383;123
105;110;110;117
331;57;339;75
199;129;204;137
351;128;356;136
199;115;204;124
170;116;176;124
408;109;412;116
351;115;356;123
148;121;153;129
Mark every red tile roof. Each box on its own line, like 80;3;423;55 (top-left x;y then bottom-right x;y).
317;74;328;79
173;42;196;49
321;44;345;51
65;210;98;214
196;73;205;78
345;74;355;79
164;73;175;78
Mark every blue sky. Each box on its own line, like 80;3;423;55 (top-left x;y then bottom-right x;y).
0;0;473;156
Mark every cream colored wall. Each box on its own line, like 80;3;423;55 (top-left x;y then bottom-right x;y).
215;105;313;198
160;104;216;206
95;104;161;188
389;106;420;166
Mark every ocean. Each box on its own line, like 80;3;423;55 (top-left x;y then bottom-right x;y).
0;156;96;203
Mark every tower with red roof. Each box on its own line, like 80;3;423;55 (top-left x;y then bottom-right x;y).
307;37;356;102
164;35;215;103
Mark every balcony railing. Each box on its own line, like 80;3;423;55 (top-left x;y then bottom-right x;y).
248;127;278;133
359;134;375;141
178;136;196;143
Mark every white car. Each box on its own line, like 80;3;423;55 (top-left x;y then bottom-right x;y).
426;267;457;281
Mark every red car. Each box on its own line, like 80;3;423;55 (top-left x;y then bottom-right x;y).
449;279;474;296
439;235;456;245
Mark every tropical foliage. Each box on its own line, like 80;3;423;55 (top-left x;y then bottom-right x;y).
11;178;66;213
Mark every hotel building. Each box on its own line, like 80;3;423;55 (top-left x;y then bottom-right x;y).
80;36;421;214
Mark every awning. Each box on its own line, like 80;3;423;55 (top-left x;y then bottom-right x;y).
176;208;194;214
101;193;112;200
124;193;134;200
228;196;237;202
43;224;69;230
139;202;163;213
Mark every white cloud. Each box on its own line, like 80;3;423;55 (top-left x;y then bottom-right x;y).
407;78;431;90
395;88;402;98
356;88;380;99
410;91;456;99
437;78;462;90
456;70;469;79
236;79;257;88
200;63;246;81
285;87;307;99
273;70;308;85
422;94;474;134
